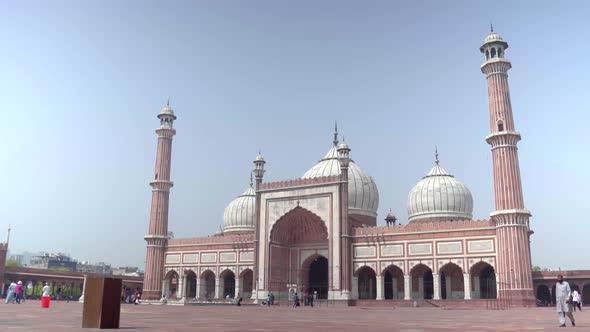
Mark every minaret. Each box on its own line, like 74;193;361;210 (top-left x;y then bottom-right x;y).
337;139;352;297
0;225;9;290
252;151;265;300
143;101;177;301
480;29;534;305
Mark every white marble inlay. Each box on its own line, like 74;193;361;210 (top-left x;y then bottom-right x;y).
165;254;180;264
381;244;403;257
408;243;432;255
201;253;217;263
354;246;376;258
437;241;462;254
182;253;198;263
468;239;494;253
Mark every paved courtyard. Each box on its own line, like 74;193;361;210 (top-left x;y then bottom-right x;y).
0;301;586;331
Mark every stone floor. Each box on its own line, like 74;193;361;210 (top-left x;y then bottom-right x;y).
0;300;587;331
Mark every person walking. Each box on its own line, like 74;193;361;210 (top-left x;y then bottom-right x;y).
5;282;16;304
15;281;23;304
269;292;275;306
236;293;242;306
555;274;575;327
572;289;582;312
133;288;140;305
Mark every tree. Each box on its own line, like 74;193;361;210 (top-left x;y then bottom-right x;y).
5;259;22;267
532;265;542;272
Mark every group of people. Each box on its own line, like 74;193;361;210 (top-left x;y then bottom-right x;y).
555;274;583;327
290;292;315;308
4;281;51;304
122;287;141;305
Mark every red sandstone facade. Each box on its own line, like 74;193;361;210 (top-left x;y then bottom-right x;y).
140;31;557;307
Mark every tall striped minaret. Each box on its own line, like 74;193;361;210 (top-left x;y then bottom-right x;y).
143;101;176;301
480;29;534;305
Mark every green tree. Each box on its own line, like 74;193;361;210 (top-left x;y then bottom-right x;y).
5;259;22;267
532;265;542;272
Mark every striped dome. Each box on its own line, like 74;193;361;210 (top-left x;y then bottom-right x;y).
223;184;255;233
302;144;379;218
407;161;473;223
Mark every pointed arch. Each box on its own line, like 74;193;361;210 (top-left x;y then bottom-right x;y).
270;206;328;244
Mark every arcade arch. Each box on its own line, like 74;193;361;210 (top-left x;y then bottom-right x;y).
382;264;404;300
439;262;464;300
200;270;216;299
219;269;236;299
164;270;179;299
470;262;497;299
410;264;433;300
356;266;376;299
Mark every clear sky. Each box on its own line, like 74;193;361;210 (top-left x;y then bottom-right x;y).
0;1;588;269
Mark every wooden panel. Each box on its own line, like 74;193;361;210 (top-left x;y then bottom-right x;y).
100;278;122;329
82;277;104;328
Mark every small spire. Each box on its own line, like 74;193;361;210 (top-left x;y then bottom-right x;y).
490;21;494;33
333;121;339;146
166;98;170;106
435;145;439;165
249;172;253;187
6;224;10;244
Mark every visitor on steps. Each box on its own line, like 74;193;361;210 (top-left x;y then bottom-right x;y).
555;274;575;327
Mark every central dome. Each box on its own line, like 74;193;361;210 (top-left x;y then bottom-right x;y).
407;152;473;223
302;129;379;224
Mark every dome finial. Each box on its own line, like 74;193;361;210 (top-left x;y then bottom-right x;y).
249;171;253;187
490;21;494;33
435;145;439;165
333;121;339;146
167;98;170;106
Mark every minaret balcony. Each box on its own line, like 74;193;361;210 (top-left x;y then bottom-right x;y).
150;179;174;191
485;130;521;148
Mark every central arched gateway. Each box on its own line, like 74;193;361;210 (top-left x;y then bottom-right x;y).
303;255;329;299
268;206;329;300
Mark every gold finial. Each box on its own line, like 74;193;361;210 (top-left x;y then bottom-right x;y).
333;121;339;146
435;145;439;165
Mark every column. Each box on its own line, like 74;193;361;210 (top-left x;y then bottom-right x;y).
404;275;411;300
392;278;398;299
234;277;242;298
0;282;4;296
418;277;424;299
433;274;441;300
446;276;452;299
215;278;222;299
177;274;184;299
195;278;201;299
352;276;359;299
161;279;167;299
376;276;384;300
463;273;471;300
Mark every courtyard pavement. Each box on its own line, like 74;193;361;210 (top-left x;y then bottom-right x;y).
0;300;587;331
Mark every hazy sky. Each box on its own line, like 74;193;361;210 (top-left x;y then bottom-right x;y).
1;1;588;269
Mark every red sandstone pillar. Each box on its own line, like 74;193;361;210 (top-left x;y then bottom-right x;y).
143;102;177;301
252;153;265;300
480;30;534;306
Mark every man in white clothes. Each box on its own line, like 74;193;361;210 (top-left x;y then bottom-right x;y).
555;274;575;327
42;283;50;297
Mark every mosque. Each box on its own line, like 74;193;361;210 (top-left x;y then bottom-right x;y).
141;30;537;306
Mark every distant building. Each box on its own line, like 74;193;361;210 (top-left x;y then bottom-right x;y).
8;254;24;265
29;253;77;272
113;266;143;277
77;261;112;275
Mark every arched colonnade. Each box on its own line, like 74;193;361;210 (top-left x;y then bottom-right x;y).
353;261;497;300
163;268;253;301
